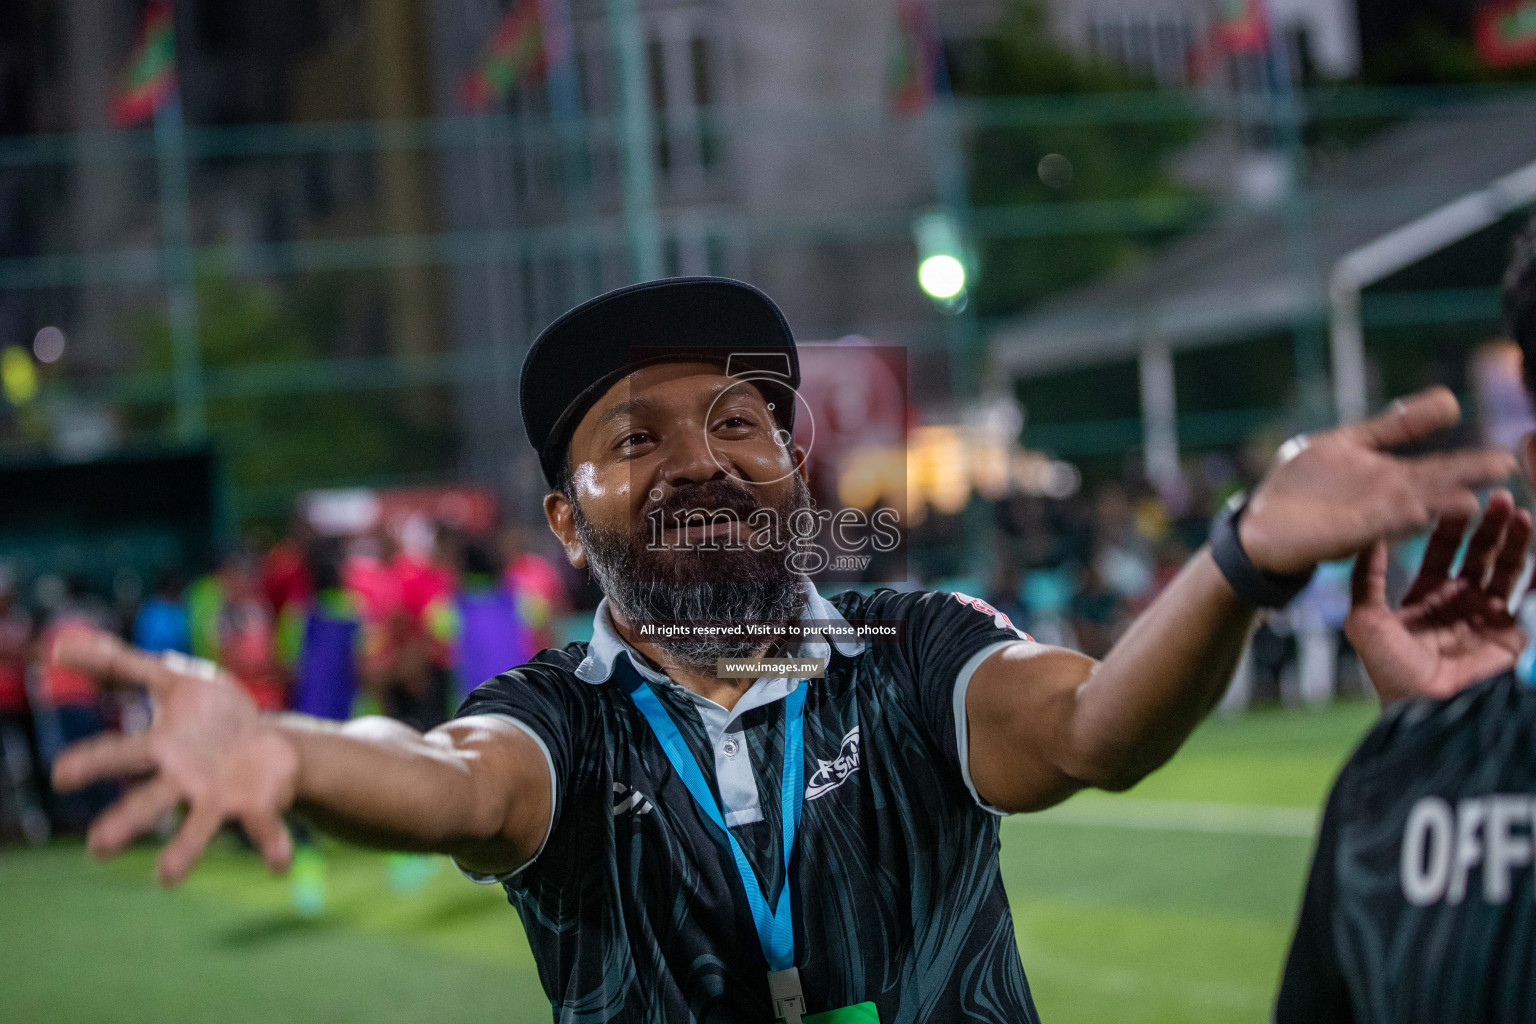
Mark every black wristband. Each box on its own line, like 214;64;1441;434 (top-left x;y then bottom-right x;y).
1209;492;1315;609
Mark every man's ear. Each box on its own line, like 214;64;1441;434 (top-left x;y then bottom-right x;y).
544;490;587;569
1522;431;1536;487
793;445;810;486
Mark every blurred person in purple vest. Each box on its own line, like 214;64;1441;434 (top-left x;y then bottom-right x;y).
432;538;535;704
276;536;366;915
284;537;364;724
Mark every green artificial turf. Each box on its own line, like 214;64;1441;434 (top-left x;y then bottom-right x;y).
0;699;1380;1023
1004;699;1377;1023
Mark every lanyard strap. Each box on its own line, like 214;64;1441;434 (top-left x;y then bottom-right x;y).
623;663;807;972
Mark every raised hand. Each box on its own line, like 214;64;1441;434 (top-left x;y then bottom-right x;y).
50;629;298;886
1239;387;1517;576
1345;490;1532;705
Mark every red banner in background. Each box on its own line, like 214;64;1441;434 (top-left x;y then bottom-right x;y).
1477;0;1536;67
300;486;499;540
794;341;909;512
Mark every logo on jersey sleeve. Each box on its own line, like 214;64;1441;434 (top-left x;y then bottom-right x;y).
806;726;861;801
612;781;653;817
952;592;1034;641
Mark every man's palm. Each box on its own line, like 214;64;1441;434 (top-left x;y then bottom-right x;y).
50;632;298;885
1347;492;1532;704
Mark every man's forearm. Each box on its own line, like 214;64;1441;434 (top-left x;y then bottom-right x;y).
273;715;514;858
968;547;1257;810
1068;547;1254;788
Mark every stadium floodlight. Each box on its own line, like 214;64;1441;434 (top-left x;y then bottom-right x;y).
911;210;969;309
918;254;966;300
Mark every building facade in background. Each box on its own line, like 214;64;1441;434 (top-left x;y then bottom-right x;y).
1048;0;1360;87
0;0;1371;522
431;0;985;514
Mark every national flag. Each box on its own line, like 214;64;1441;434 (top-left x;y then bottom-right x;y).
1476;0;1536;68
1214;0;1270;54
112;0;176;127
463;0;548;110
889;0;939;115
1186;0;1270;81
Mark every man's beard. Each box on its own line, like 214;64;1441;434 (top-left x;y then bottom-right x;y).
573;476;813;670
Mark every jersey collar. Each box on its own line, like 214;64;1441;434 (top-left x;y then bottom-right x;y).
574;581;865;686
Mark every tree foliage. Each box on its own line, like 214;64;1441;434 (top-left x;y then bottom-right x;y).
948;0;1203;318
128;274;454;518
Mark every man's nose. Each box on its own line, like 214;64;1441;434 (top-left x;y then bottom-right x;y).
657;426;729;489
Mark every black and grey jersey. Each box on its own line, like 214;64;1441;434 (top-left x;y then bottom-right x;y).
454;587;1041;1023
1277;672;1536;1024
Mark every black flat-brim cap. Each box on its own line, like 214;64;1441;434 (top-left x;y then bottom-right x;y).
520;276;801;488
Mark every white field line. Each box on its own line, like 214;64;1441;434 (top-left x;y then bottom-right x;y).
1008;798;1321;838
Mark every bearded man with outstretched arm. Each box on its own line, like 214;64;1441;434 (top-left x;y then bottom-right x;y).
55;279;1515;1023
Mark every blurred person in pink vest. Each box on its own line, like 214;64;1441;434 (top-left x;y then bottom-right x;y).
0;565;45;844
357;520;455;735
207;552;285;712
499;525;569;651
260;513;314;619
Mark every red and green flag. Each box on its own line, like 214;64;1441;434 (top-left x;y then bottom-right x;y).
889;0;939;115
463;0;548;110
1214;0;1269;54
1476;0;1536;67
1187;0;1269;80
112;0;176;127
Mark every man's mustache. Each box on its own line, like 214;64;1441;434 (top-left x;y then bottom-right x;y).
644;480;766;524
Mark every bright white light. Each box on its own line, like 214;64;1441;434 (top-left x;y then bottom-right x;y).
33;326;65;363
918;254;966;300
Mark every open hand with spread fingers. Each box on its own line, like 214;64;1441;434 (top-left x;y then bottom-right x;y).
1238;387;1517;577
49;628;299;886
1346;489;1532;705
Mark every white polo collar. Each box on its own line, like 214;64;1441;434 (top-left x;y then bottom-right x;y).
574;581;865;686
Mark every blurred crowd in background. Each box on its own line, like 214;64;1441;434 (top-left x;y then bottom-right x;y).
0;518;570;850
8;0;1536;863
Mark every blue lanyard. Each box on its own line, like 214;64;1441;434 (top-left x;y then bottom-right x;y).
622;661;807;972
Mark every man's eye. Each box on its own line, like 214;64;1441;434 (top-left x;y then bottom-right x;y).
618;432;653;449
715;416;752;431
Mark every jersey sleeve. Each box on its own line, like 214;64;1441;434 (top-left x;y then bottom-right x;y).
450;665;578;883
1275;773;1355;1024
882;590;1036;815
